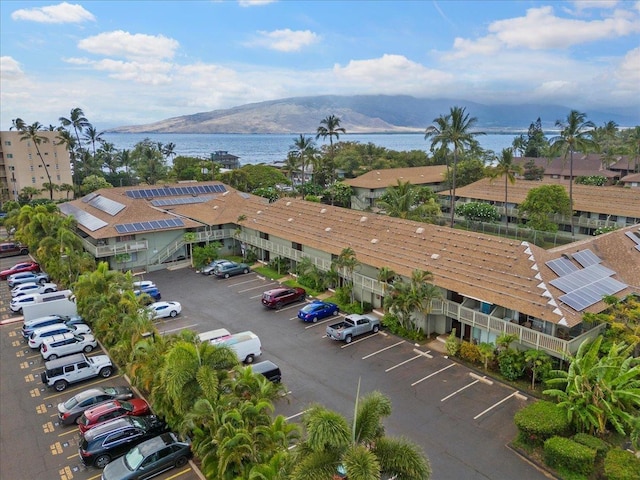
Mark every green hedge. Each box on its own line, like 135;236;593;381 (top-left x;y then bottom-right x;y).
543;436;596;475
572;433;609;460
514;400;572;446
604;448;640;480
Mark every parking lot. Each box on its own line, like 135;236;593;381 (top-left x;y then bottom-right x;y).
0;260;547;480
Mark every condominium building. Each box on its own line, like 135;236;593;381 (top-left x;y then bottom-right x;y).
0;131;73;204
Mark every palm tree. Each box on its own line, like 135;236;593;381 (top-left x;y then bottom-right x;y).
333;247;359;302
161;142;176;162
59;107;90;162
290;134;315;191
376;179;417;219
511;134;526;157
624;126;640;174
316;115;346;185
377;267;396;312
425;106;484;228
55;129;79;193
97;141;119;174
58;183;75;200
82;125;104;157
549;110;596;237
10;118;26;131
19;122;54;200
292;388;431;480
487;148;523;231
593;120;619;169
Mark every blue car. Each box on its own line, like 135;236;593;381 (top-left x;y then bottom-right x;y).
297;301;339;323
135;286;161;302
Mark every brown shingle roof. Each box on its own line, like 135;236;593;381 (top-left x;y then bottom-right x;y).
449;178;640;218
342;165;447;188
515;154;623;178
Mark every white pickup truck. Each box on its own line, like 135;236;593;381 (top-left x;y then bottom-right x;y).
326;313;380;343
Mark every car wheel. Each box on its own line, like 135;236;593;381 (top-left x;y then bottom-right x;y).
243;268;249;274
275;302;283;310
170;310;178;317
345;335;352;344
332;309;339;316
54;380;67;392
83;345;93;353
372;325;380;333
224;273;230;278
94;454;111;469
299;294;306;302
38;278;46;285
175;456;188;468
75;416;83;425
99;366;113;378
245;354;255;364
312;316;318;323
48;354;58;360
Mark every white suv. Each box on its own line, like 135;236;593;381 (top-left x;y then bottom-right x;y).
41;353;114;392
28;323;92;349
40;332;98;360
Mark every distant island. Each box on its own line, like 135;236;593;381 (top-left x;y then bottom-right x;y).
106;95;640;135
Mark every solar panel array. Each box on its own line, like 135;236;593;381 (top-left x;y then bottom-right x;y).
59;203;108;232
573;249;602;268
88;196;126;216
114;217;184;234
81;192;99;203
625;231;640;252
125;184;226;198
560;277;627;311
545;258;578;276
150;196;213;207
550;264;615;293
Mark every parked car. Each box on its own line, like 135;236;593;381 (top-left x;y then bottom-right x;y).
22;315;85;339
10;289;70;313
251;360;282;383
41;352;114;392
297;300;339;322
0;261;40;280
28;323;92;349
101;432;192;480
132;280;155;290
146;301;181;319
134;286;161;302
0;242;29;258
7;271;49;288
261;287;306;309
213;261;250;278
78;415;169;468
57;386;134;425
40;332;97;360
77;398;151;433
201;259;234;275
11;281;57;297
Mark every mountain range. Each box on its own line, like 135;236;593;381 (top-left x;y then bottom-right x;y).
107;95;640;134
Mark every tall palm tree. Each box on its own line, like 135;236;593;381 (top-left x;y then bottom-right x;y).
511;134;527;157
59;107;90;162
624;126;640;174
549;110;596;237
10;118;26;131
82;125;104;157
290;134;315;191
333;247;359;302
425;106;484;228
487;148;523;230
316;115;346;185
19;122;54;200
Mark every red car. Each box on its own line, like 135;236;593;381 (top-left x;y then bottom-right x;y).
77;398;151;433
261;287;306;309
0;261;40;280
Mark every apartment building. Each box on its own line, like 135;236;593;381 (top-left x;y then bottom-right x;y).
0;131;73;204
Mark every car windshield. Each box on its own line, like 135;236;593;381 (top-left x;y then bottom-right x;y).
63;396;79;409
123;445;145;471
129;417;145;429
301;304;316;313
121;401;134;412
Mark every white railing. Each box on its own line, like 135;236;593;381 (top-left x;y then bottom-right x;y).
82;238;148;258
148;229;234;266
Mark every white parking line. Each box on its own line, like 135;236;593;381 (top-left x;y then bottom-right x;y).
473;391;526;420
239;282;278;293
160;323;198;334
411;362;456;387
386;354;422;372
441;379;481;402
340;332;380;348
304;316;340;329
285;410;308;421
227;276;260;287
362;340;405;359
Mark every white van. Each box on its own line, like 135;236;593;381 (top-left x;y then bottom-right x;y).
218;331;262;364
198;328;232;344
10;290;72;314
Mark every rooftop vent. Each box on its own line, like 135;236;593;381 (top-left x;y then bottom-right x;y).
416;227;425;234
257;210;262;214
286;201;292;206
360;216;368;223
431;253;440;260
320;208;327;214
213;205;218;210
325;227;332;232
288;218;293;222
371;238;379;244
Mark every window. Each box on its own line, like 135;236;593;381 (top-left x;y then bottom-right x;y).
30;165;34;171
6;154;12;159
292;242;302;251
28;154;32;160
4;141;11;146
117;235;135;242
32;177;36;184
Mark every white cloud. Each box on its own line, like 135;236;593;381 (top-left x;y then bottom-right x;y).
0;56;25;79
238;0;276;6
78;31;179;60
614;46;640;94
250;29;319;52
11;2;95;24
92;59;174;85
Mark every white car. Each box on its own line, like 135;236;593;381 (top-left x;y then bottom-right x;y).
40;332;98;360
147;301;182;319
11;282;57;297
28;323;92;349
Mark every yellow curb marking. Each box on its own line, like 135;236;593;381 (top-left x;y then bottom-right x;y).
31;388;41;398
36;403;47;413
24;373;35;383
43;421;55;433
50;442;63;455
59;466;73;480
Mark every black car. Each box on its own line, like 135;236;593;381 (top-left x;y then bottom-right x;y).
79;415;168;468
101;432;192;480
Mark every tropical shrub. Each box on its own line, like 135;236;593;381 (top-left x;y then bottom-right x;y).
445;329;459;357
603;448;640;480
543;436;596;476
459;341;482;364
498;349;525;381
572;433;609;460
514;400;572;446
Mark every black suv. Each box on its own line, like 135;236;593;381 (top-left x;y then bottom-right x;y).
78;415;168;468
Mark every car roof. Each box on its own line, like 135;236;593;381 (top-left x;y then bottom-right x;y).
137;432;177;455
42;332;76;343
84;400;120;415
31;323;69;335
45;353;87;369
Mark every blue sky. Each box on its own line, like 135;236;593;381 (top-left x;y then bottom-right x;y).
1;0;639;129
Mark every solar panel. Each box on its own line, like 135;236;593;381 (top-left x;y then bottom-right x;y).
545;258;578;276
573;249;602;268
560;277;627;311
58;203;108;231
88;196;126;216
81;192;99;203
125;184;226;198
114;217;185;233
549;264;615;293
625;231;640;245
150;196;213;207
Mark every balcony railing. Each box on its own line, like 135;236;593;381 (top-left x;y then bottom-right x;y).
82;238;148;258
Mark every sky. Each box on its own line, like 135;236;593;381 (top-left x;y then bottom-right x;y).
1;0;639;130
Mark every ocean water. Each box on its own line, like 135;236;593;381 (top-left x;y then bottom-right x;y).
101;132;521;166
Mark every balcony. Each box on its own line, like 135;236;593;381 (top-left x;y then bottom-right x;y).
81;238;148;258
